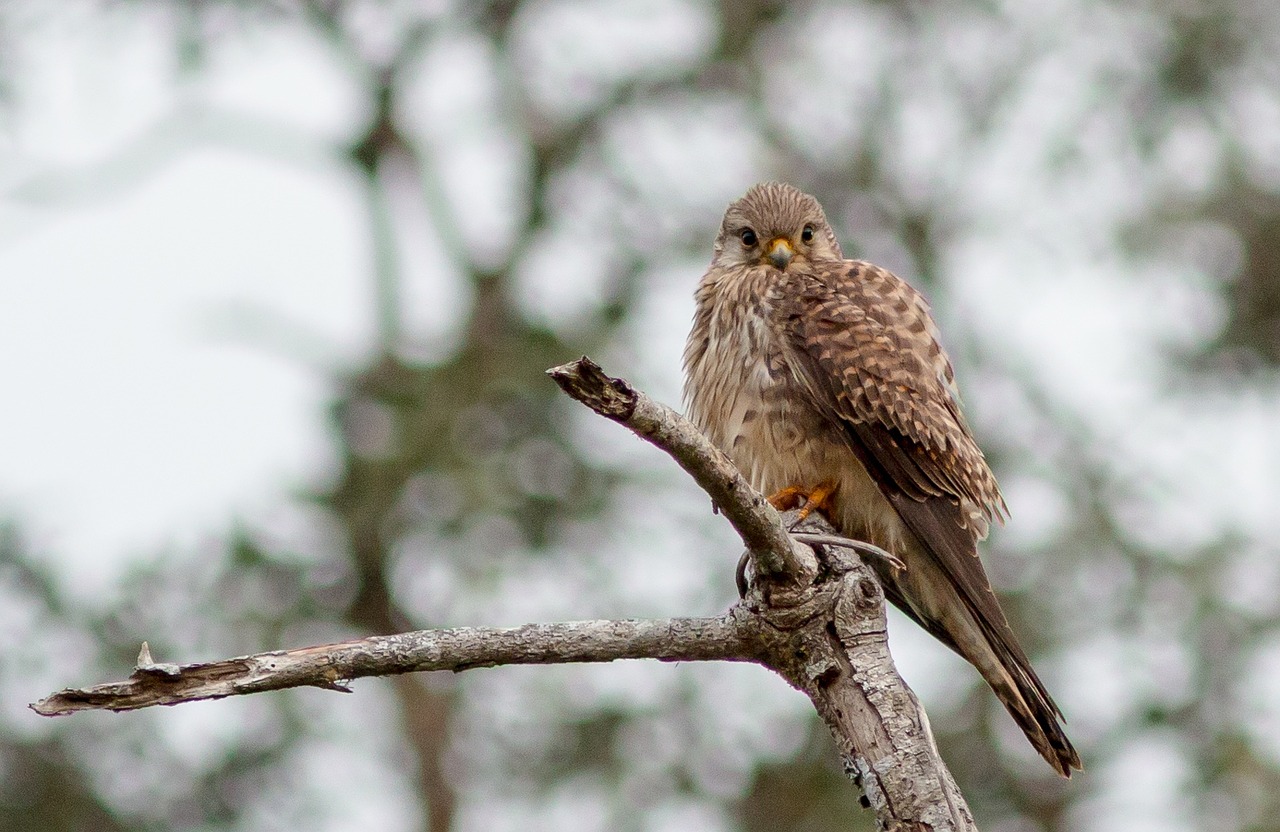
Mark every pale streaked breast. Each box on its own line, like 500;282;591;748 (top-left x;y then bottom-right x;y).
683;265;911;551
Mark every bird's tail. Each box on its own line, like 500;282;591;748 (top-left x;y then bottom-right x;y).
982;644;1082;777
877;553;1082;776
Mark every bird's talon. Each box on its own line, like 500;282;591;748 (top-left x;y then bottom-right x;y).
795;481;837;522
768;482;838;521
734;550;751;597
766;485;806;512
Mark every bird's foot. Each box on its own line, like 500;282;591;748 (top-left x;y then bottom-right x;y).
767;482;839;524
768;478;839;524
795;481;838;522
766;485;807;512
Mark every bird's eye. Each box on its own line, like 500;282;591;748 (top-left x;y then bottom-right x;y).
801;225;815;243
739;228;757;247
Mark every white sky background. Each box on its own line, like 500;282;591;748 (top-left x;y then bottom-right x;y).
4;2;1280;830
1;9;373;588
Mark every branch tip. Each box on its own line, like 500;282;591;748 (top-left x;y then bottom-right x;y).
546;357;637;421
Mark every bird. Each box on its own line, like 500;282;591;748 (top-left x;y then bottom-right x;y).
682;181;1081;776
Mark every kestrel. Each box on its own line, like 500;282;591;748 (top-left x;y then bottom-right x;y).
683;182;1081;776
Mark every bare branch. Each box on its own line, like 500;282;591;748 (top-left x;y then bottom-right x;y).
546;356;815;583
32;615;760;717
549;357;976;831
34;358;977;830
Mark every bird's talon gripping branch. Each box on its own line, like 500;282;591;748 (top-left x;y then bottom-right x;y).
795;481;838;522
766;483;839;524
790;533;906;575
735;550;751;598
766;485;806;512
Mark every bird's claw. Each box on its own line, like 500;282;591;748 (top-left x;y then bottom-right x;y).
790;532;905;576
767;481;838;522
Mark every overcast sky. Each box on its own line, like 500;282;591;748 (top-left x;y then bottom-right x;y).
3;12;378;592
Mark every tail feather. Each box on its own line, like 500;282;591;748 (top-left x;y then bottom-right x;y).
875;554;1082;776
992;655;1082;776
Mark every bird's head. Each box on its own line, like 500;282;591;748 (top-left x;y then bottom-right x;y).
711;182;843;272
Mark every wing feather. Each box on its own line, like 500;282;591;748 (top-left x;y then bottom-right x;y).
774;259;1046;689
775;260;1007;528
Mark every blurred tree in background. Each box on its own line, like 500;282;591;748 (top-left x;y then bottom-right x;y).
3;1;1280;830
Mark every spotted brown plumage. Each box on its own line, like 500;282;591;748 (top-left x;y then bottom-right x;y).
683;182;1081;776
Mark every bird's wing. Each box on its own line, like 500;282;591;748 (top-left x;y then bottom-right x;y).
773;259;1032;664
776;260;1006;522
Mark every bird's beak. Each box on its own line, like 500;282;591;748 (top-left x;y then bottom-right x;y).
765;237;795;270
